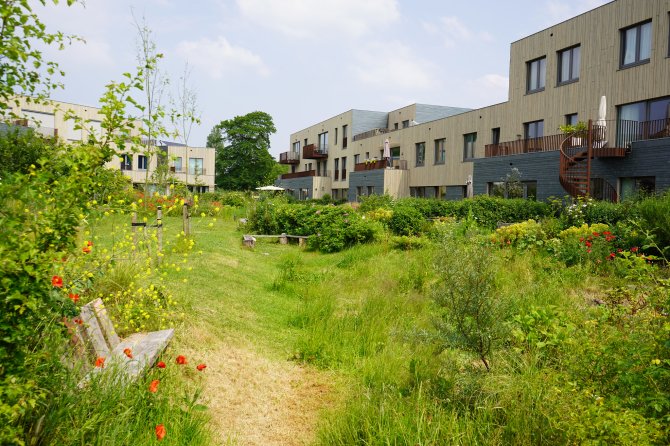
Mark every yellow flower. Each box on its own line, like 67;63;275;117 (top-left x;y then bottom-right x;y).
652;359;661;365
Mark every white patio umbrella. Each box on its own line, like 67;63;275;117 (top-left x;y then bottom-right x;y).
256;185;285;191
466;175;474;198
383;138;390;167
595;95;607;148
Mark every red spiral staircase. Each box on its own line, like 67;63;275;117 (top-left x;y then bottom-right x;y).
558;120;624;202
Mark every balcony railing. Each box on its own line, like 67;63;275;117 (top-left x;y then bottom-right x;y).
485;133;566;157
354;159;388;171
279;151;300;164
303;143;328;159
281;170;316;180
352;128;390;142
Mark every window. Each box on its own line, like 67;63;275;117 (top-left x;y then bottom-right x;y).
620;176;655;200
335;127;338;145
341;157;347;180
402;120;409;128
524;120;544;139
342;125;348;148
621;20;651;67
367;186;375;196
138;155;148;170
365;152;369;159
354;154;360;164
189;158;204;175
415;142;425;166
488;181;536;199
410;187;426;198
174;157;183;172
356;186;364;199
491;127;500;145
558;45;580;84
120;154;132;170
292;141;300;153
618;96;670;144
334;158;339;181
566;113;579;126
318;132;328;152
463;132;477;160
394;123;399;130
526;56;546;93
434;138;446;164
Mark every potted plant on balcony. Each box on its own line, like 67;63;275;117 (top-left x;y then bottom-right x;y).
559;121;588;146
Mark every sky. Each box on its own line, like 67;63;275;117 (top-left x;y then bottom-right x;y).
37;0;610;156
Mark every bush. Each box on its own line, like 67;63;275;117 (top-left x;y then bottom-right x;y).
358;194;394;212
388;204;425;236
636;191;670;256
491;219;547;249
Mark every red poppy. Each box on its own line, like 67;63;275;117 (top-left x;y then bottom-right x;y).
95;357;105;368
68;293;80;303
592;232;600;237
123;348;133;359
52;276;63;288
585;241;592;248
603;231;612;236
587;249;592;254
156;361;166;369
176;355;187;365
73;318;83;325
82;246;91;254
631;246;639;253
155;424;166;441
149;379;160;393
196;363;207;371
608;252;616;260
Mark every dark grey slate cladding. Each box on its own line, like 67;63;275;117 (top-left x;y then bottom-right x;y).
348;170;385;202
472;137;670;200
445;186;465;201
351;110;389;136
275;177;315;199
415;104;471;124
424;187;436;199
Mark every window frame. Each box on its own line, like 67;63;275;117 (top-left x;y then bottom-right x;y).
463;132;477;160
415;142;426;166
526;56;546;93
557;45;581;85
434;138;446;165
120;154;132;171
620;20;652;68
137;154;148;170
524;120;544;139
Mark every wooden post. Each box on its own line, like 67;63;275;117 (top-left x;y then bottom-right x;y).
157;206;163;258
131;212;138;251
182;203;190;237
280;233;288;245
298;237;306;247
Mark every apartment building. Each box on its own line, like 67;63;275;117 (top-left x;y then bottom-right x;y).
276;0;670;202
8;98;216;193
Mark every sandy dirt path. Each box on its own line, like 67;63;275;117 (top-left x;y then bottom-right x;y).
182;328;335;446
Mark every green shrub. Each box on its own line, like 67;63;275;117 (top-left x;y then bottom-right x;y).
636;191;670;257
491;219;546;249
388;204;425;236
358;194;394;212
390;236;427;251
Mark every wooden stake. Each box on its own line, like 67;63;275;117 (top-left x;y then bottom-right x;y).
157;206;163;258
183;203;190;237
132;212;138;251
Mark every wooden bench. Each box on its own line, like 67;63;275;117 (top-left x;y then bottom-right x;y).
242;234;310;247
72;298;174;383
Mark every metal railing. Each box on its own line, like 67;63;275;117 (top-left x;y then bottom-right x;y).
279;151;300;163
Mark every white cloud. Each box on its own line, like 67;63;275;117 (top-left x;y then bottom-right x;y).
351;42;439;91
236;0;400;38
175;37;269;79
424;16;494;48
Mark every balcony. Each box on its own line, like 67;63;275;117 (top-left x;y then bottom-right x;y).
280;170;332;180
302;143;328;159
354;159;388;171
485;133;566;157
279;151;300;164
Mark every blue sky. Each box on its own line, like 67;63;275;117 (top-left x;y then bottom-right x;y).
39;0;609;156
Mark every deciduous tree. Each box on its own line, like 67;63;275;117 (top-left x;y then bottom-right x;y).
208;111;278;190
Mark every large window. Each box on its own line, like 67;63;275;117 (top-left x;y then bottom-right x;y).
463;132;477;160
618;96;670;144
174;157;183;172
621;20;652;68
620;176;655;200
524;120;544;139
354;154;360;164
558;45;580;84
565;113;579;126
292;141;300;153
415;142;425;166
491;127;500;145
318;132;329;152
189;158;204;175
138;155;148;170
342;125;348;148
120;154;132;171
341;156;347;180
526;56;546;93
434;138;446;164
334;158;339;181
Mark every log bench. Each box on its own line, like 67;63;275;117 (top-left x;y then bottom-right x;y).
72;298;174;384
242;234;310;247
